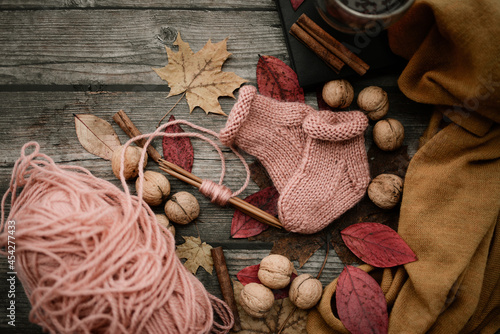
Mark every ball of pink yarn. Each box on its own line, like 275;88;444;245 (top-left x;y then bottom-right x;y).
0;142;233;334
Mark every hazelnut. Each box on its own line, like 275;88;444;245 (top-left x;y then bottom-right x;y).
357;86;389;121
240;283;274;318
136;171;171;206
368;174;403;209
373;118;404;151
155;214;175;237
111;145;148;180
258;254;294;289
322;79;354;109
289;274;323;309
164;191;200;225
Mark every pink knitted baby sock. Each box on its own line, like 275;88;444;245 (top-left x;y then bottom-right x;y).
278;110;370;234
219;85;315;192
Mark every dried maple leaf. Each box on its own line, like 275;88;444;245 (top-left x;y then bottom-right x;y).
249;160;274;190
232;280;307;333
74;114;121;160
176;236;213;275
250;228;327;268
153;33;247;116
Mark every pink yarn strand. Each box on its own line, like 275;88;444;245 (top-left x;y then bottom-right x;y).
121;119;251;207
0;140;235;333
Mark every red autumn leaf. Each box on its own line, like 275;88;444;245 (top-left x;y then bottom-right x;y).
316;85;333;111
336;266;388;334
237;264;261;285
236;264;297;300
341;222;417;267
162;115;194;172
231;186;279;238
291;0;305;11
256;55;304;103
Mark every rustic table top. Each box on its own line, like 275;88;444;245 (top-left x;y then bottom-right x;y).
0;1;432;332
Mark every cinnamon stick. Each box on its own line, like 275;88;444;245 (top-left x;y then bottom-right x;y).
295;14;369;75
113;110;162;162
290;23;344;74
211;247;241;332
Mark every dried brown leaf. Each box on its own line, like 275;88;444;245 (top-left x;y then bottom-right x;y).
153;33;247;116
249;159;274;190
232;280;307;333
175;236;213;275
251;228;326;268
74;114;121;160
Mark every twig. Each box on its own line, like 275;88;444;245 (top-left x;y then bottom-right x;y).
157;92;186;127
317;233;330;280
277;234;331;334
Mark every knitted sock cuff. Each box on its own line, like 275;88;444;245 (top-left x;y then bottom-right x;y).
303;110;368;141
219;85;257;146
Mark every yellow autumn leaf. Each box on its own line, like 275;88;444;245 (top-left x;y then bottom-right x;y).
232;280;308;334
176;236;214;275
153;33;247;116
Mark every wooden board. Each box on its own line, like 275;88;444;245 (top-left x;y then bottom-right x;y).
0;2;431;333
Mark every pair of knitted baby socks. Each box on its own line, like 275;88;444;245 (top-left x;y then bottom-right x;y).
220;85;370;234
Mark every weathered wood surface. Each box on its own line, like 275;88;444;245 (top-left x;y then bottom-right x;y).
0;1;431;333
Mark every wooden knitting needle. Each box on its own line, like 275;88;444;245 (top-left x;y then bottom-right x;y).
113;110;282;229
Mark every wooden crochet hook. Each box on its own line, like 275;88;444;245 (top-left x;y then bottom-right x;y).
113;110;282;229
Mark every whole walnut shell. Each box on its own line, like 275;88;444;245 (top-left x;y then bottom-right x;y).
357;86;389;121
137;171;171;206
322;79;354;109
368;174;404;209
155;213;175;237
240;283;274;318
164;191;200;225
373;118;404;151
258;254;294;289
111;145;147;180
289;274;323;309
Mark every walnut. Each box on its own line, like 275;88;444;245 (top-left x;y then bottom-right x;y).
322;79;354;109
164;191;200;225
372;118;404;151
357;86;389;121
239;283;275;318
258;254;294;289
289;274;323;309
111;145;148;180
155;213;175;237
368;174;404;209
136;171;171;206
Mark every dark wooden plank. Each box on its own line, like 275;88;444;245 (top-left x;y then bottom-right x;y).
0;9;287;85
0;0;276;9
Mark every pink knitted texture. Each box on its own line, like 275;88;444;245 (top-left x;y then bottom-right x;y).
0;141;234;334
219;85;314;193
278;110;370;234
